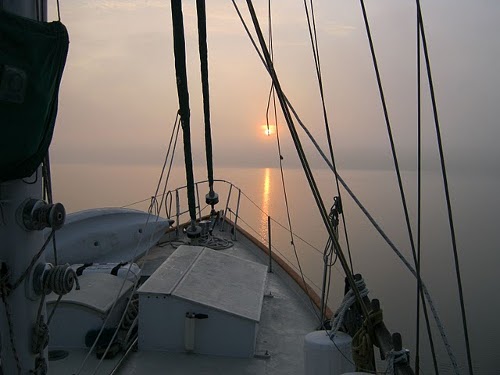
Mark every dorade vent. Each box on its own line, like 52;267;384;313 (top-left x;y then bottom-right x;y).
137;245;268;357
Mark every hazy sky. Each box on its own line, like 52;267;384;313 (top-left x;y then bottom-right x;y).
47;0;500;174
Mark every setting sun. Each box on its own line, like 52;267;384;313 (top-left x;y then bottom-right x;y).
261;124;276;136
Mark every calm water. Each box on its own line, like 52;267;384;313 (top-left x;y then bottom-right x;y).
52;163;499;374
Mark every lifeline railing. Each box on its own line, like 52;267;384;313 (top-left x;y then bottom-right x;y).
162;179;243;241
144;178;327;295
131;178;416;374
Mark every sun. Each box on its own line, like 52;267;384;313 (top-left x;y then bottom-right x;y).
261;124;275;136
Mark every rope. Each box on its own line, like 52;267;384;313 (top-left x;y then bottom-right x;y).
160;110;181;217
171;0;197;224
43;264;80;296
0;264;21;375
122;297;139;346
321;203;340;321
56;0;61;22
10;230;54;292
121;297;138;331
302;0;354;274
80;114;184;374
32;311;49;355
0;231;71;373
47;295;63;326
329;277;369;336
357;5;441;371
386;348;410;375
416;2;473;373
78;218;164;372
196;0;215;193
154;113;181;216
31;264;80;367
351;308;384;373
235;215;325;292
43;153;59;265
238;189;326;257
282;95;460;371
262;0;322;325
241;0;370;324
232;0;370;323
198;234;233;250
415;7;423;374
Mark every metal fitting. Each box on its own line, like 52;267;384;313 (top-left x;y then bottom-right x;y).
205;191;219;206
21;199;65;231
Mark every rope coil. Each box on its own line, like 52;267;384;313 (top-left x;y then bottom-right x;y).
329;277;369;337
351;309;383;372
198;234;233;250
42;264;80;296
386;348;410;375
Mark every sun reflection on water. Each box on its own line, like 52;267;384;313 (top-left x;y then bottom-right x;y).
259;168;271;240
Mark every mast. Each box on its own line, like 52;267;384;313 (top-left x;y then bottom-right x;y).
0;1;67;374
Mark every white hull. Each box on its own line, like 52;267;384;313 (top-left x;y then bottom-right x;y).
45;208;171;264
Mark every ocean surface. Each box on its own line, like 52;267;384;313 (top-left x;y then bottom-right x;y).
52;163;499;374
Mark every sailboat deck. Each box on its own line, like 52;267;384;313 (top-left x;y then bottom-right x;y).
49;226;319;374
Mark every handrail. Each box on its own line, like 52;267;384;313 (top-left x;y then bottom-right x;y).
124;178;415;374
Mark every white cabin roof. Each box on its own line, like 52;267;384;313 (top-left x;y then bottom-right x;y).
138;245;268;322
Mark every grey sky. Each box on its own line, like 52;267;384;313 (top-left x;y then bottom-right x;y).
49;0;500;174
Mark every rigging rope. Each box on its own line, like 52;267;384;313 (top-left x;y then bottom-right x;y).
302;0;354;273
320;201;340;322
42;153;59;265
56;0;61;22
10;230;54;292
265;0;321;324
77;30;189;374
231;5;458;368
171;0;197;226
159;116;182;217
235;214;325;294
415;8;423;374
196;0;215;195
0;264;21;375
156;112;181;216
285;94;460;372
84;122;185;371
358;1;439;372
77;26;184;375
77;117;182;373
416;1;473;373
329;277;369;336
243;0;371;323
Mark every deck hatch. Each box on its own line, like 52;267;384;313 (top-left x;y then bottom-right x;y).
137;245;268;357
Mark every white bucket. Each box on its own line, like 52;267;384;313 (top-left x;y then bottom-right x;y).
304;330;355;375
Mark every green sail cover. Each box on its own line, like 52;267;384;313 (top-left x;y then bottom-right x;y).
0;10;69;182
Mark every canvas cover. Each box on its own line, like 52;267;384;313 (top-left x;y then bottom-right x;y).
0;10;69;182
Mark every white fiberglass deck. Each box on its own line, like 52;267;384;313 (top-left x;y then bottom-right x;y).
49;227;319;374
